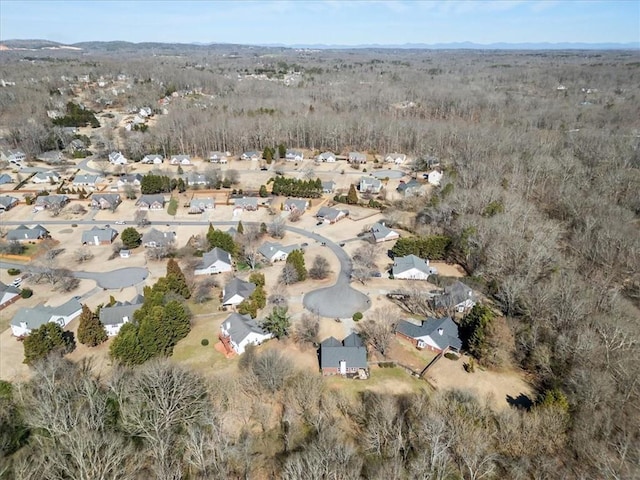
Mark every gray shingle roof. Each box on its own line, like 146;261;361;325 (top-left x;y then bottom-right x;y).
7;225;49;241
10;298;82;331
198;247;232;269
0;196;18;209
92;193;121;207
35;195;68;207
320;333;368;369
81;226;118;244
371;222;397;241
142;228;176;247
223;312;270;345
99;295;144;326
0;174;12;185
73;174;101;184
396;317;462;351
223;278;256;304
0;281;20;295
136;194;165;207
284;198;308;211
434;281;475;309
234;197;258;209
316;206;348;222
392;254;433;276
258;241;300;260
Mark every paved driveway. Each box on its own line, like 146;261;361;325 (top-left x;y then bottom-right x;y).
74;267;149;289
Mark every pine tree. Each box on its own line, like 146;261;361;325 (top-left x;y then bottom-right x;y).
261;307;291;339
166;258;191;299
237;221;244;235
206;227;237;256
259;185;268;197
77;304;107;347
23;323;75;365
286;249;307;281
347;184;359;205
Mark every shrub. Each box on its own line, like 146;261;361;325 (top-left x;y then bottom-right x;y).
444;352;459;361
7;268;21;276
71;224;78;228
20;288;33;299
201;338;209;346
352;312;363;321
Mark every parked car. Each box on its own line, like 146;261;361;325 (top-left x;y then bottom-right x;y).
316;221;324;226
114;220;125;225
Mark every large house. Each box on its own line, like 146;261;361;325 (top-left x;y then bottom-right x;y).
392;254;437;280
359;176;382;194
348;152;367;164
32;171;61;184
36;151;64;164
34;195;69;211
434;281;476;313
189;197;215;213
194;247;233;275
284;198;309;213
142;228;176;248
208;151;229;164
117;173;143;188
141;154;163;164
6;224;49;242
109;151;128;165
0;282;21;310
0;147;26;163
91;193;121;210
219;313;273;354
321;180;336;193
0;196;18;211
222;278;256;306
396;316;462;353
10;298;82;337
285;149;304;162
258;241;300;262
316;206;348;224
317;151;336;163
0;174;12;185
81;226;118;245
319;333;368;377
73;174;103;189
425;170;443;186
384;153;407;165
186;172;207;186
370;222;399;243
240;151;260;161
234;197;258;211
99;294;144;336
170;154;191;165
136;194;165;210
396;179;424;197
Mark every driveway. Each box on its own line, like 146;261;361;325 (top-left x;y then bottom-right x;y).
74;267;149;289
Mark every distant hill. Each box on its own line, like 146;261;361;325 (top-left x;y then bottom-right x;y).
0;39;76;50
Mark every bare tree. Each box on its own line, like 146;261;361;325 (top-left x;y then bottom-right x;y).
351;243;380;284
268;217;286;239
134;210;150;228
309;255;331;280
74;246;95;264
224;169;240;185
288;209;303;222
279;263;299;285
193;277;218;304
68;203;87;215
356;307;397;357
268;284;289;309
123;184;137;200
293;312;320;345
246;349;293;394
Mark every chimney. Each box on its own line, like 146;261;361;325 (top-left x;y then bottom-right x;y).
438;328;444;336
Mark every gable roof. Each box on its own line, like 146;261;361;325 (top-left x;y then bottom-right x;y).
318;151;335;160
33;171;60;181
0;281;20;295
349;152;367;162
234;197;258;208
10;298;82;331
360;176;382;189
223;312;270;345
321;180;336;191
223;278;256;304
396;179;421;193
392;254;433;276
7;224;49;241
396;316;462;351
136;194;165;206
258;241;300;260
99;295;145;326
92;193;121;205
198;247;232;269
142;228;176;247
190;197;215;209
81;226;118;244
371;222;397;241
284;198;308;211
434;281;475;309
319;333;368;369
73;174;102;184
0;196;18;209
0;174;12;185
316;206;348;221
34;194;68;206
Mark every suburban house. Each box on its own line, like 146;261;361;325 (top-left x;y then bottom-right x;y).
99;294;144;336
392;254;437;280
7;224;49;242
319;333;369;377
234;197;258;211
194;247;233;275
136;194;165;210
36;151;64;164
359;176;382;194
141;154;163;164
208;151;229;163
142;228;176;248
316;206;349;224
321;180;336;193
284;198;309;213
348;152;367;164
219;312;273;354
285;149;304;162
0;196;18;211
0;282;21;310
222;278;256;307
396;316;462;353
81;226;118;245
396;179;424;197
258;241;300;262
0;147;26;163
170;154;191;165
67;139;87;155
317;151;336;163
0;174;12;185
32;171;61;184
240;151;260;161
73;174;103;189
91;193;121;210
425;170;443;186
384;153;407;165
10;298;82;337
117;173;143;188
189;197;215;213
109;151;128;165
371;222;400;243
186;172;207;186
34;195;69;210
434;281;477;313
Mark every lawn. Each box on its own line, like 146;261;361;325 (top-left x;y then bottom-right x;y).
167;197;178;216
325;366;430;398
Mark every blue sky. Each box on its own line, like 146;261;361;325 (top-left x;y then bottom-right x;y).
1;1;638;45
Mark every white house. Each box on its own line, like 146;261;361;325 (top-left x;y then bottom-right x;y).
109;151;128;165
170;154;191;165
194;247;233;275
396;317;462;353
317;151;336;163
10;298;82;337
0;148;26;163
209;151;229;164
240;151;260;161
384;153;407;165
258;241;300;262
371;222;399;243
99;294;144;336
222;278;256;306
392;254;437;280
359;176;382;194
348;152;367;164
220;313;273;354
141;154;163;164
32;171;61;184
73;174;103;189
426;170;443;186
434;281;476;313
285;149;304;162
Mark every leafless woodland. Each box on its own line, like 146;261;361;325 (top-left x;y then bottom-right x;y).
0;44;639;478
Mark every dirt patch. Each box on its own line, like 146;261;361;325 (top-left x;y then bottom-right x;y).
385;336;438;372
431;262;467;278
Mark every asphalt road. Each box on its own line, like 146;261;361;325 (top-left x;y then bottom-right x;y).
1;219;370;317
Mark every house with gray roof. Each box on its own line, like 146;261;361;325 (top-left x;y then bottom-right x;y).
0;147;26;163
240;151;260;161
186;172;207;186
117;173;143;188
222;278;256;306
359;176;382;194
258;241;300;262
370;222;399;243
348;152;367;164
67;139;87;154
99;294;144;336
0;195;18;211
36;151;64;164
219;312;273;354
0;174;13;185
234;197;258;211
392;254;437;280
384;153;407;164
284;198;309;213
142;228;176;248
319;332;368;377
316;206;348;224
0;281;21;310
73;174;103;189
321;180;336;193
10;298;82;337
189;197;215;213
136;194;165;210
396;179;424;197
141;154;163;164
7;224;49;242
34;194;69;210
32;171;61;184
82;226;118;245
109;151;128;165
434;281;476;313
285;149;304;162
317;151;336;163
91;193;121;210
194;247;233;275
208;151;229;164
170;154;191;165
396;316;462;353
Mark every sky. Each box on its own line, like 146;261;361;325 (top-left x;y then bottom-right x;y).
1;0;638;46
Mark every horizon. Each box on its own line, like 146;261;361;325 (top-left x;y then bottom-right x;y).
1;0;638;46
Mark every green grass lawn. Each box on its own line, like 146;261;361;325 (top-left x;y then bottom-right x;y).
167;197;178;216
325;366;430;398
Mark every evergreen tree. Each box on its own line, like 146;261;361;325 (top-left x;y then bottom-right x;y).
260;222;268;234
249;272;265;287
109;323;149;365
23;323;75;365
166;258;191;299
259;185;269;197
459;304;495;362
262;146;274;163
261;307;291;339
77;304;107;347
237;220;244;235
121;227;142;249
206;226;237;255
286;249;307;281
278;143;287;159
347;184;359;205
